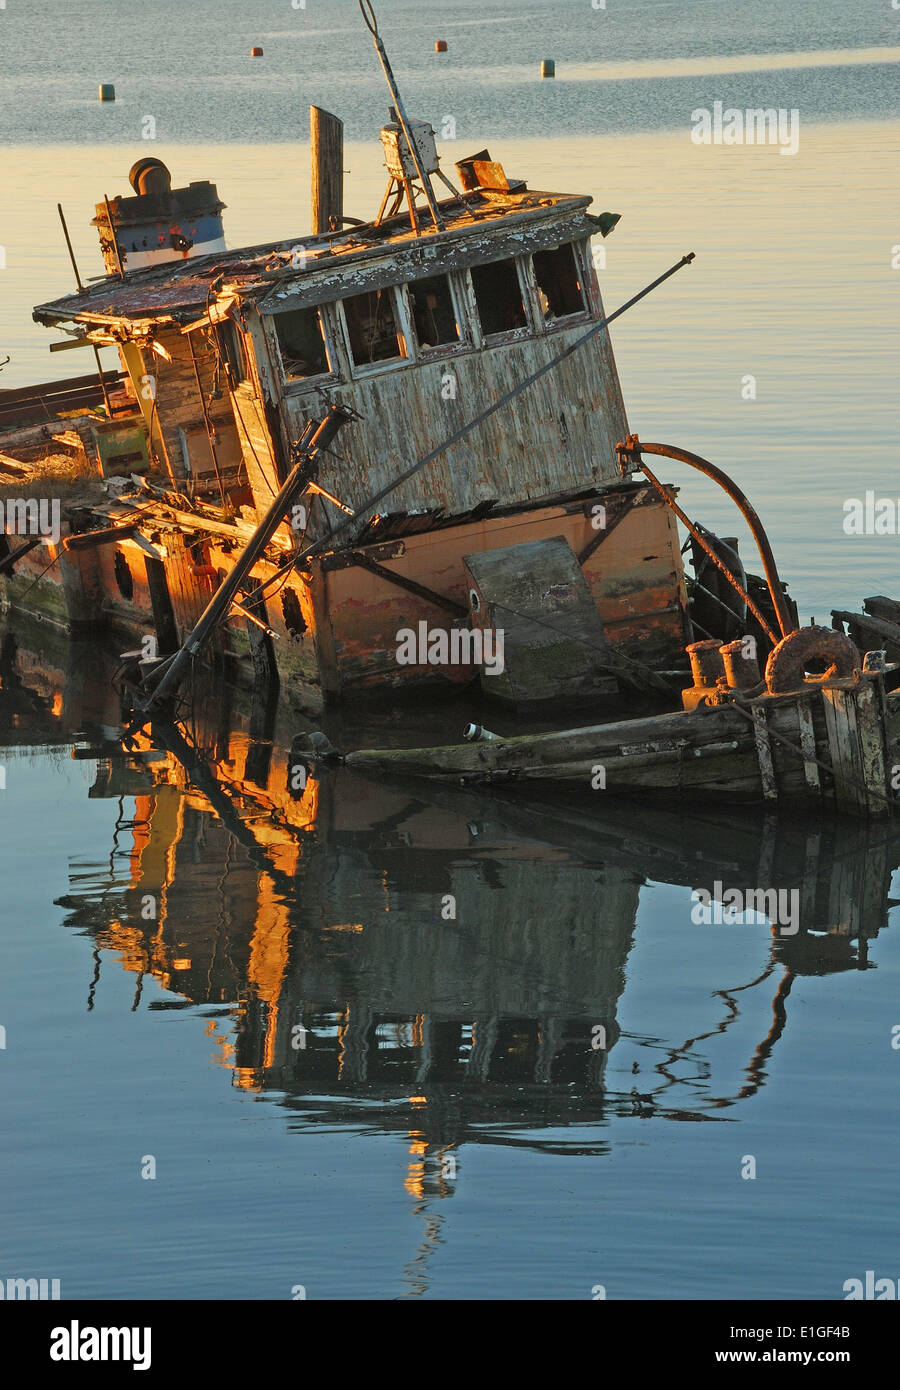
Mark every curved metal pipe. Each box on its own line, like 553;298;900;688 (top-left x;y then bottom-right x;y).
618;435;796;639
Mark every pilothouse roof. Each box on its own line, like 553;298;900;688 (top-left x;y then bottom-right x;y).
33;182;603;330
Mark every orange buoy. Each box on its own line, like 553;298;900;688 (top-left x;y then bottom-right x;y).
250;46;264;58
435;40;448;53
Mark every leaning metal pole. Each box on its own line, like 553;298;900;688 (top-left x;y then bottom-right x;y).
134;405;352;721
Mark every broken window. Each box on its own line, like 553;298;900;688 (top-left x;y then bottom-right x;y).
342;288;406;367
533;244;587;321
470;259;528;337
274;307;330;379
408;275;461;350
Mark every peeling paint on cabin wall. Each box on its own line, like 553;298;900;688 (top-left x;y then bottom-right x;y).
582;505;689;663
255;201;601;317
230;308;300;537
277;324;628;522
311;490;686;693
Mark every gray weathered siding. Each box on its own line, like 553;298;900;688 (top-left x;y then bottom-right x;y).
272;325;627;519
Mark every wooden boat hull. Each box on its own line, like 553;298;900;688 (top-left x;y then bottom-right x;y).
344;677;896;819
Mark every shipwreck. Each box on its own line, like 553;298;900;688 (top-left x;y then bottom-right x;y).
1;0;898;819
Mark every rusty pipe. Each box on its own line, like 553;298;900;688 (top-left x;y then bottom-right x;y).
629;458;779;644
618;435;796;639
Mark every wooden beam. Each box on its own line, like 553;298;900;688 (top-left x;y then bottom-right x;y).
0;452;29;476
311;107;344;236
795;698;821;791
49;337;96;352
750;705;778;801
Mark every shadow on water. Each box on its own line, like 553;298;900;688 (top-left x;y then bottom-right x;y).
3;618;899;1290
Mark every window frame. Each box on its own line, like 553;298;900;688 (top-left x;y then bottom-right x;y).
530;240;592;332
337;284;412;378
466;255;535;346
403;271;469;359
267;304;340;392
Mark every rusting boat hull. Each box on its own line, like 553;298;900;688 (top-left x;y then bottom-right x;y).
1;474;687;713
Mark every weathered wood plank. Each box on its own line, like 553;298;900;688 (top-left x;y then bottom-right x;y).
854;680;890;817
750;705;777;801
311;107;344;236
822;687;865;815
864;595;900;625
795;698;821;792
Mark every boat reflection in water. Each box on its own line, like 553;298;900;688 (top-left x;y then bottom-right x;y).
4;626;898;1283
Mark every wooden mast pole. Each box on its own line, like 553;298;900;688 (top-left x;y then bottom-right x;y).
310;106;344;235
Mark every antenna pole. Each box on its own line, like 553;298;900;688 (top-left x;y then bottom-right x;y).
358;0;444;232
57;202;113;417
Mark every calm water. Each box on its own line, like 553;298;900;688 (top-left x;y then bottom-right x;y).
1;623;899;1300
2;1;900;1300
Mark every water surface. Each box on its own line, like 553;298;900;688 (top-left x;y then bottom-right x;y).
1;1;899;1301
0;626;898;1298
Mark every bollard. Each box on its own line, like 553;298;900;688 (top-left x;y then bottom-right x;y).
720;639;762;692
250;47;264;58
98;84;116;102
435;40;448;53
541;60;556;78
686;639;725;689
